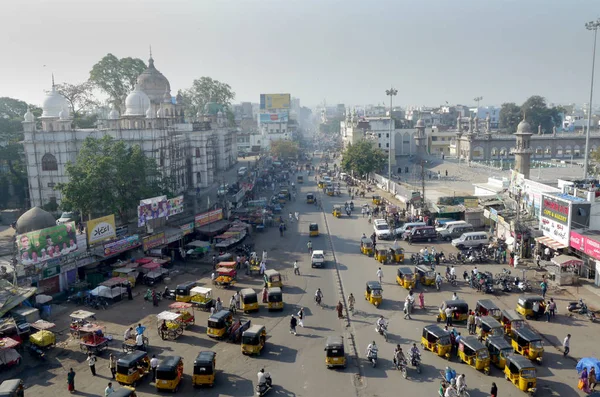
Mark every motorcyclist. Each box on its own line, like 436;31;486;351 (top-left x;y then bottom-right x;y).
362;233;367;240
444;379;458;397
307;240;313;253
456;374;466;394
436;273;443;288
393;345;406;368
376;316;387;333
410;343;421;365
257;368;267;386
366;341;378;358
452;292;459;301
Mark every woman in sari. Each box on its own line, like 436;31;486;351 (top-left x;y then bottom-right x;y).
67;368;76;393
580;367;590;393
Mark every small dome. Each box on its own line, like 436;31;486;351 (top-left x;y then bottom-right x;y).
41;86;69;118
517;119;532;133
146;106;154;119
125;84;151;116
137;56;171;105
23;107;34;122
15;207;57;234
108;107;120;120
416;119;425;128
59;107;70;120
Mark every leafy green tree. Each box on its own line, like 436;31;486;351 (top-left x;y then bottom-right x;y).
270;140;299;159
520;95;562;134
341;140;386;177
499;102;521;133
57;135;169;222
179;77;235;118
55;81;99;127
89;54;146;108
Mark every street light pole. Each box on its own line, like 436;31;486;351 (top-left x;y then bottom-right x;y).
386;87;398;192
584;19;600;179
474;96;483;109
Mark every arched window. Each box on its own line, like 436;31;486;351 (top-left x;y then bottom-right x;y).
41;153;58;171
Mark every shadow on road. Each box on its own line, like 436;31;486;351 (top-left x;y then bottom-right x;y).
282;286;305;295
270;384;297;396
259;343;298;363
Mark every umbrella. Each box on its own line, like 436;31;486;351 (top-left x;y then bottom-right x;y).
577;357;600;374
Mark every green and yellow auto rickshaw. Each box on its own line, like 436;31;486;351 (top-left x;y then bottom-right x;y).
500;309;525;337
309;223;319;237
324;336;346;368
155;355;183;392
475;299;502;320
306;192;315;204
116;351;151;386
396;267;416;290
421;325;452;359
241;325;267;355
192;351;216;387
476;316;504;341
457;336;491;375
516;295;546;320
364;281;383;307
263;269;283;288
504;355;537;395
437;300;469;323
332;205;342;218
511;327;544;364
267;287;284;311
360;237;374;256
485;335;513;369
207;310;233;339
372;195;382;205
240;288;259;313
415;264;436;286
176;281;197;303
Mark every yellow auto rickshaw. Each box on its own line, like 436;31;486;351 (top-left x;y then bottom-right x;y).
190;287;214;311
207;310;233;339
155;355;183;392
396;267;416;290
476;316;504;341
516;295;546;320
324;336;346;368
511;327;544;364
437;300;470;323
372;195;382;205
241;324;267;355
263;269;283;288
457;336;491;375
504;355;537;395
309;223;319;237
475;299;502;320
391;245;404;262
306;193;315;204
116;351;151;386
192;351;216;387
267;287;284;311
332;205;342;218
500;309;525;337
421;325;451;359
415;264;436;286
365;281;383;307
326;186;335;196
176;281;197;302
374;245;393;264
317;181;325;189
297;175;304;184
485;335;513;369
360;237;374;256
240;288;259;313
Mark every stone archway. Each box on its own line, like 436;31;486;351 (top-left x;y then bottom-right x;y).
535;147;543;158
556;146;563;157
499;148;508;158
394;132;404;156
574;145;581;157
491;147;499;159
565;146;572;156
509;147;515;157
545;146;552;158
473;146;484;160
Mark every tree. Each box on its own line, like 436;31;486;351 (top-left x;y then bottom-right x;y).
341;140;386;177
179;77;235;118
55;81;99;115
521;95;563;134
499;102;521;133
270;140;299;159
89;54;146;108
56;135;169;222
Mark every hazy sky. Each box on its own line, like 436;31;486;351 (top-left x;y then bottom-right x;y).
2;0;599;109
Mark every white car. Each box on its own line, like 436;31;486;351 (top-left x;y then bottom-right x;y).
373;219;391;240
311;250;325;268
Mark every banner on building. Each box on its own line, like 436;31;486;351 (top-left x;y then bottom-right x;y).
260;94;291;110
137;195;185;227
17;221;86;265
180;222;194;236
87;214;117;245
464;199;479;208
259;111;289;123
490;208;498;222
540;217;569;247
143;232;166;251
195;209;224;228
541;195;570;226
104;235;140;256
570;231;600;261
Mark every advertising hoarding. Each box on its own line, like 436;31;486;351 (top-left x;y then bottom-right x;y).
195;209;223;228
180;222;194;236
464;199;479;208
541;195;570;226
260;94;291;110
259;111;289;123
87;214;116;245
540;216;569;246
142;232;166;251
570;230;600;261
17;222;86;265
137;195;185;227
103;235;140;256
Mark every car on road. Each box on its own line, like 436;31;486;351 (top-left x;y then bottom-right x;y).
452;231;490;249
56;211;80;225
373;219;391;240
311;250;325;268
238;166;247;176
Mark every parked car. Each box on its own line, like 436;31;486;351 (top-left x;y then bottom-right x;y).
56;211;80;225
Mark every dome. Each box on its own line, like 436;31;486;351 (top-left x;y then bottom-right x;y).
15;207;57;234
517;119;532;133
136;57;171;105
125;84;151;116
41;86;68;118
59;107;70;120
23;107;34;122
146;106;154;119
416;119;425;128
108;107;120;120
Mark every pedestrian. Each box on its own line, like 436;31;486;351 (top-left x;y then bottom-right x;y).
544;246;551;261
105;382;115;396
259;261;266;275
563;334;571;356
452;292;459;301
108;353;117;379
490;382;498;397
445;170;448;177
376;267;383;284
152;289;158;307
540;280;547;299
580;367;590;393
545;301;551;322
290;315;298;335
445;306;454;326
467;311;475;335
150;354;159;382
126;282;133;300
418;291;425;309
67;368;76;393
87;352;97;376
295;211;299;221
336;301;344;319
590;366;598;391
403;295;413;320
212;255;217;269
234;290;241;309
229;294;237;314
236;255;241;270
245;259;250;275
549;298;556;317
293;260;300;275
297;308;305;327
136;331;146;351
289;212;293;223
536;252;541;268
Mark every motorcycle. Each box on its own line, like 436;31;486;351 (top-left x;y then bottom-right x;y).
445;274;457;287
568;300;597;322
162;286;176;300
436;278;442;291
517;280;531;293
255;374;273;396
376;323;388;342
394;358;408;378
367;348;378;367
497;279;512;293
409;352;422;374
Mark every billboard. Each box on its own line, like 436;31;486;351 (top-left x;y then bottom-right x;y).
87;214;116;245
541;196;570;226
137;195;184;227
17;221;86;265
259;111;289;124
195;209;224;228
143;232;166;251
104;235;140;256
260;94;291;110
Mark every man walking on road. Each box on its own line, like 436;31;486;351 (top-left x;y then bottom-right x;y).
377;267;384;284
87;353;97;376
297;308;305;327
150;354;159;381
290;315;298;335
293;260;300;275
563;334;571;357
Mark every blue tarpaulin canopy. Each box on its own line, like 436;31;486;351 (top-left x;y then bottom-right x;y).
576;357;600;374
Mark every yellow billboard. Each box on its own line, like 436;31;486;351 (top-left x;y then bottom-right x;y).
260;94;290;110
87;214;117;245
464;199;479;208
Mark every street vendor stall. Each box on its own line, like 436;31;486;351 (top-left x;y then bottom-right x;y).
186;241;211;259
190;287;214;311
214;267;237;288
0;337;21;370
100;277;129;299
157;311;184;340
112;268;139;287
79;323;110;354
549;255;583;286
169;302;195;328
69;310;97;337
29;320;56;349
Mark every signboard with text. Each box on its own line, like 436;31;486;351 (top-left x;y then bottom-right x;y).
260;94;291;110
137;195;184;227
195;209;224;228
541;195;570;226
570;230;600;261
540;216;569;247
104;235;140;256
87;214;116;245
17;221;86;265
180;222;194;236
143;232;166;251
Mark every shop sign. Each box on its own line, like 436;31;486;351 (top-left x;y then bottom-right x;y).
490;208;498;222
570;231;585;251
540;217;569;246
570;230;600;261
143;232;166;251
180;222;194;236
87;215;117;245
195;209;224;228
42;265;60;279
541;195;570;226
76;256;95;267
464;199;479;208
61;262;78;273
483;209;490;219
104;235;140;256
165;231;183;245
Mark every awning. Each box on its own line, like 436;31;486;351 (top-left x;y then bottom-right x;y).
535;236;567;250
551;255;584;267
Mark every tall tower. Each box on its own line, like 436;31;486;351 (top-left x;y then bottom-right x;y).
414;119;427;157
513;119;533;179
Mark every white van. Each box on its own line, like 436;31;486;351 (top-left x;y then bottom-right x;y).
438;223;474;241
238;166;247;176
394;222;426;238
452;231;490;249
373;219;391;240
435;220;467;233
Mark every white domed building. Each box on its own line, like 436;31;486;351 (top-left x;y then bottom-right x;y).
22;55;237;209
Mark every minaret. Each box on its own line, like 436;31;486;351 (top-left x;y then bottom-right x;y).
513;119;534;179
414;119;427;157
